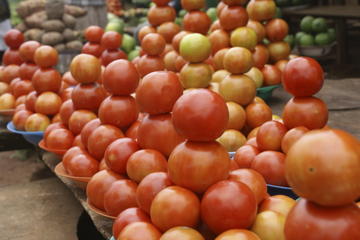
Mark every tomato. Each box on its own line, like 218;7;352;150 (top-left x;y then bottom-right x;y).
285;199;360;240
44;122;65;140
98;96;138;129
126;149;168;183
71;83;106;111
213;48;229;70
223;47;253;74
126;120;141;141
201;180;257;234
275;59;289;73
13;110;32;131
64;153;99;177
141;33;166;56
231;27;258;51
15;103;26;112
172;89;228;141
70;54;102;84
119;222;161;240
62;71;77;86
251;210;286;240
32;68;61;93
219;6;248;31
150;186;200;232
265;19;289;42
259;195;296;216
174;55;187;72
181;0;205;11
217;1;226;16
282;96;328;130
234;145;259;168
163;50;178;71
246;0;276;21
101;31;122;50
157;22;180;44
147;6;176;27
253;44;270;69
0;82;9;95
281;126;309;154
247;20;266;43
172;31;189;53
19;40;41;63
168;141;229;193
62;146;86;165
2;65;20;83
24;113;50;131
216;229;260;240
226;102;245;130
0;93;15;110
262;64;282;86
113;208;151;239
19;62;38;80
100;49;127;66
217;129;247;152
180;63;212;88
229;168;267;205
72;134;86;149
15;95;26;107
3;49;23;66
137;55;165;77
183;11;211;35
86;170;124;210
210;20;221;32
179;33;211;64
68;110;97;135
245;103;272;130
211;69;229;83
59;99;74;126
103;179;138;217
136;172;173;214
12;79;34;98
220;74;256;106
81;42;104;58
256;120;287;151
46;128;74;150
35;91;62;115
153;0;171;5
4;29;24;49
33;46;58;68
251;151;287;186
283;57;324;97
85;25;104;43
208;30;230;57
104;138;139;174
268;41;291;63
161;227;204;240
286;129;360;206
138;26;157;43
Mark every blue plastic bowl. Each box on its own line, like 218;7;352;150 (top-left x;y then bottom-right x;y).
257;85;280;101
228;151;235;159
7;121;44;145
109;237;115;240
267;184;298;199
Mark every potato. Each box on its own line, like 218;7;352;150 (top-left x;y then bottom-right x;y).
24;29;44;42
25;11;47;29
16;0;45;19
62;14;76;29
41;32;64;46
45;0;65;20
54;44;66;52
63;28;78;42
66;40;82;51
42;20;65;32
64;5;87;17
15;23;28;33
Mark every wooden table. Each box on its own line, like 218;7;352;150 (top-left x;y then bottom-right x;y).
283;5;360;64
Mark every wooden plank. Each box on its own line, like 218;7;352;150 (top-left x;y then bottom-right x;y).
283;6;360;18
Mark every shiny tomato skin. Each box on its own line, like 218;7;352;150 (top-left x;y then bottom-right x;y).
136;71;182;115
32;68;62;93
62;146;86;165
34;91;62;115
138;26;157;43
19;63;38;80
141;33;166;56
234;144;260;168
137;55;165;77
2;65;20;83
253;44;269;69
265;19;289;42
219;5;248;31
100;31;122;50
181;0;205;11
104;138;140;175
85;25;104;43
286;129;360;206
100;49;127;66
201;180;257;234
119;222;161;240
168;141;230;193
183;11;211;35
157;22;180;44
281;126;309;154
285;199;360;240
79;118;101;148
68;110;97;135
147;6;176;27
13;110;32;131
102;59;140;95
4;29;24;49
19;40;41;62
59;99;75;126
150;186;200;232
103;179;138;217
137;113;185;157
12;79;34;98
283;57;324;97
34;46;58;68
86;170;124;210
71;83;107;111
64;153;99;177
136;172;173;214
245;102;272;129
70;54;102;84
282;97;328;130
3;49;23;66
98;96;138;129
209;29;230;55
81;42;104;58
251;151;287;186
172;89;228;141
46;128;75;150
126;149;168;183
72;135;86;149
262;64;282;86
256;120;287;151
112;208;151;239
215;229;261;240
161;226;205;240
172;31;189;53
246;0;276;21
126;120;141;141
25;91;37;112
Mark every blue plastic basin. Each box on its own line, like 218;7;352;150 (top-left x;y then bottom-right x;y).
7;121;44;145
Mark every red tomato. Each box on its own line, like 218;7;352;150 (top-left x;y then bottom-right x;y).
216;229;261;240
61;71;77;86
201;180;257;234
98;96;138;129
137;55;165;78
161;227;205;240
2;65;20;83
286;129;360;206
102;59;140;95
138;26;157;43
101;31;122;50
246;137;259;148
4;29;24;49
2;49;23;66
259;195;296;216
153;0;171;6
112;208;151;239
285;199;360;240
13;110;32;131
119;222;161;240
253;44;269;69
150;186;200;232
157;22;180;43
59;86;73;102
81;42;104;58
19;62;38;80
209;29;230;55
15;103;26;112
168;141;229;193
59;99;75;126
12;79;34;98
210;19;221;32
87;124;124;160
246;0;276;21
35;91;62;115
281;126;309;154
181;0;205;11
70;54;102;84
268;41;291;62
103;179;138;217
265;19;289;42
283;57;324;97
84;25;104;43
125;120;141;141
44;122;65;140
229;169;267;204
247;20;266;43
256;120;287;151
251;151;287;186
71;83;106;111
15;95;26;107
72;134;86;149
282;96;328;130
34;46;58;68
147;6;176;27
86;170;124;210
46;128;75;150
217;1;226;16
219;6;248;31
104;138;140;174
24;113;50;131
245;102;272;129
19;41;41;63
172;31;189;53
64;153;99;177
164;50;178;71
223;47;254;74
68;110;97;135
261;64;282;86
183;11;211;35
174;55;187;72
141;33;166;56
136;172;173;214
172;89;228;141
62;146;86;166
100;49;127;66
32;68;62;93
213;48;229;70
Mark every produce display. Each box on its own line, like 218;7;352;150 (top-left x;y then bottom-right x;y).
1;0;360;239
